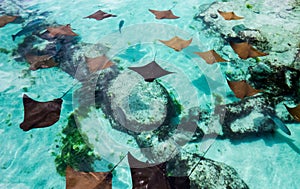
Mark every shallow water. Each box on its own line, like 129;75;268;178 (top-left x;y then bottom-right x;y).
0;0;299;188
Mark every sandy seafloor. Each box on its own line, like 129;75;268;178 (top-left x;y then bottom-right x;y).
0;0;299;188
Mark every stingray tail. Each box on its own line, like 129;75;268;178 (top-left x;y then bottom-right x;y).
12;34;16;41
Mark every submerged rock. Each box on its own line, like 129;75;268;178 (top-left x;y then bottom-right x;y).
195;0;300;69
108;71;169;132
215;95;276;138
168;153;249;189
189;158;249;189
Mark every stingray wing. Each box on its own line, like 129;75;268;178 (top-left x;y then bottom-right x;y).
218;10;243;20
248;46;268;58
66;166;112;189
227;80;261;99
128;61;173;82
25;54;58;70
85;10;116;20
149;9;179;19
20;94;62;131
128;153;171;189
0;15;18;28
47;25;78;37
230;42;267;59
85;55;114;73
194;50;228;64
285;104;300;122
159;36;192;51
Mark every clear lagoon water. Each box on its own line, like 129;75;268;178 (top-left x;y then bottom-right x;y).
0;0;299;188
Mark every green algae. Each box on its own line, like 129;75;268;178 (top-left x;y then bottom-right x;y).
54;113;97;176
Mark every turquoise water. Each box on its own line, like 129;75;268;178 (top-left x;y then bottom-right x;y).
1;0;300;188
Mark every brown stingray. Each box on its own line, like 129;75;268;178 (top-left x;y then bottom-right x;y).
284;104;300;122
194;50;228;64
217;10;243;20
47;24;78;37
85;55;114;73
0;15;18;28
227;80;261;99
128;60;173;82
20;94;62;131
159;36;192;51
128;153;190;189
25;54;58;71
230;42;268;59
66;166;112;189
149;9;179;19
85;10;117;21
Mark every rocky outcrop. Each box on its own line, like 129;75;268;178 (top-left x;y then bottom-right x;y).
168;152;249;189
195;0;300;69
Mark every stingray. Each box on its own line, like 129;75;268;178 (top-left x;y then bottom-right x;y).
84;10;117;21
85;55;114;73
20;94;63;131
194;50;228;64
66;166;112;189
149;9;179;19
217;10;243;20
25;54;58;71
128;60;173;82
284;104;300;122
159;36;192;51
227;80;261;99
128;153;190;189
47;24;78;37
230;42;268;59
0;15;18;28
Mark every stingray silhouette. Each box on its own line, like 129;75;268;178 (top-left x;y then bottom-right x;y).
66;166;112;189
149;9;179;19
128;153;190;189
227;80;261;99
0;15;18;28
85;10;117;20
217;10;243;20
230;42;268;59
128;60;173;82
85;55;114;73
285;104;300;122
20;94;63;131
159;36;192;51
47;24;78;37
194;50;228;64
25;54;58;70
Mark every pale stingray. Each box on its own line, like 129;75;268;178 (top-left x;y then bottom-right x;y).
149;9;179;19
194;50;228;64
159;36;192;51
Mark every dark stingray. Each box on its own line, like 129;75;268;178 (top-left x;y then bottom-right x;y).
25;54;58;70
66;166;112;189
128;60;173;82
20;94;62;131
84;10;117;21
128;153;190;189
149;9;179;19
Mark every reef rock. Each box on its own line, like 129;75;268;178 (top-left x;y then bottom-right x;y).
168;152;249;189
195;0;300;69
